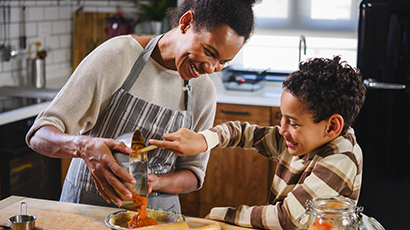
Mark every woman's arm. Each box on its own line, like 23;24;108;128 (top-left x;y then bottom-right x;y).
29;126;136;207
147;169;198;194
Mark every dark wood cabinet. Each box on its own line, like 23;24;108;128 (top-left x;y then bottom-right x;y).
180;103;280;217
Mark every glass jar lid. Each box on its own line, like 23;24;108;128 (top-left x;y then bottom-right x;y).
310;196;356;215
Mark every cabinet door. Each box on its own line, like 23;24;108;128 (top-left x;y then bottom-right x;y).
271;107;282;126
197;103;271;217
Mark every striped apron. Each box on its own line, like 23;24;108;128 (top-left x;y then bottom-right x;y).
60;34;193;213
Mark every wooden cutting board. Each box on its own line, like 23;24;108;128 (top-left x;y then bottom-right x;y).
72;11;115;72
0;196;117;229
0;196;252;230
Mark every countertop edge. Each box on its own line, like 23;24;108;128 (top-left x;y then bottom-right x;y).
0;101;50;126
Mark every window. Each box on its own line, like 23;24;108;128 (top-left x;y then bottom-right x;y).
228;0;360;72
254;0;360;34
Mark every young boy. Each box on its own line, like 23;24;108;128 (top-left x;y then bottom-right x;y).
149;56;367;229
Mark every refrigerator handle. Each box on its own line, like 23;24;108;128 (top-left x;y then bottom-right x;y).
363;78;406;90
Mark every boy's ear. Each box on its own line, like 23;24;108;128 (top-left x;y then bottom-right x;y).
325;114;344;137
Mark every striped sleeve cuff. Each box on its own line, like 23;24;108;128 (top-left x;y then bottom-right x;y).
199;129;219;152
209;207;229;221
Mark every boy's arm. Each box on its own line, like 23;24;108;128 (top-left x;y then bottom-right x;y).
207;149;361;229
150;121;281;159
209;204;292;230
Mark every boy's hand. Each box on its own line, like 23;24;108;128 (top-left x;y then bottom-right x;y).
149;128;207;156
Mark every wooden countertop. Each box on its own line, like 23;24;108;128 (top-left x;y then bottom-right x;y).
0;196;251;230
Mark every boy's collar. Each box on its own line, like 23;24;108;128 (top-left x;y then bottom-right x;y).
299;150;317;161
299;127;356;160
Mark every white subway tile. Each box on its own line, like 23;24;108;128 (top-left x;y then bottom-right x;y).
25;22;37;37
53;48;70;63
45;6;60;20
36;1;58;6
52;20;70;34
59;6;73;20
9;23;20;39
60;34;71;48
38;22;52;37
27;7;44;21
0;0;138;87
10;7;21;23
45;36;59;49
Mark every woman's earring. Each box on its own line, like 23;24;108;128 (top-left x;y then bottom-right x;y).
180;28;185;34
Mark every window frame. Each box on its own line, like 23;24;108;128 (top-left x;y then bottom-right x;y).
255;0;361;35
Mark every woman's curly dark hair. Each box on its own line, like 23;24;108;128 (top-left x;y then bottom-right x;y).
282;56;367;134
168;0;260;43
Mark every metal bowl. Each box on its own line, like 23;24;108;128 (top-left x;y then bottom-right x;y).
105;209;186;230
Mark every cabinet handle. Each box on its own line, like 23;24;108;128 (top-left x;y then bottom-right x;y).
275;111;281;119
364;78;406;90
220;110;250;115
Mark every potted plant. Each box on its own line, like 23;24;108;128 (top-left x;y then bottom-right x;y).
130;0;177;34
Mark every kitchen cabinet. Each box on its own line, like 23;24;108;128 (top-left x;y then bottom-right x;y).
72;11;114;72
180;103;281;217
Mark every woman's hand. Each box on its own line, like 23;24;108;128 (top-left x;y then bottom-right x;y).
148;128;207;156
147;170;198;194
76;135;136;206
147;174;161;194
28;126;136;207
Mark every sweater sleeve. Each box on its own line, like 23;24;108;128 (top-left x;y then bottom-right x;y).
199;121;282;159
26;35;139;143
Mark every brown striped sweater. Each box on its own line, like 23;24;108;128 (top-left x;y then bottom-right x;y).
200;121;363;229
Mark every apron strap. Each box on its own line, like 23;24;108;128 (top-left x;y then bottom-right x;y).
121;34;164;91
184;80;193;111
121;33;193;111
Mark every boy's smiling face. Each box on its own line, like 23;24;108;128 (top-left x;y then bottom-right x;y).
279;89;334;157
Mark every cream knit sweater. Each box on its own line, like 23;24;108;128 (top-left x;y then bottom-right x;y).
26;35;217;186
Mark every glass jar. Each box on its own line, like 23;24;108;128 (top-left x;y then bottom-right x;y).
296;196;361;230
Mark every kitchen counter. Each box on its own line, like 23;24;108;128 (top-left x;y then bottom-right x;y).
0;196;252;230
0;77;68;126
209;72;283;107
0;101;51;126
0;74;283;126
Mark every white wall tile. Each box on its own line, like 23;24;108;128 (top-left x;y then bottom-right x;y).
45;35;59;50
25;22;38;37
53;48;70;63
38;21;52;37
27;7;45;21
59;6;72;20
45;7;60;20
52;20;69;34
0;0;139;87
60;34;71;48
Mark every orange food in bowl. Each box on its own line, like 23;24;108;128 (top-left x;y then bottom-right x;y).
127;188;158;228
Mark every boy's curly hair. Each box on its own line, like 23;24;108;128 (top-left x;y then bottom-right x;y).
282;56;366;134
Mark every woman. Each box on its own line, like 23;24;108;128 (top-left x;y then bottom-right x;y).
26;0;259;213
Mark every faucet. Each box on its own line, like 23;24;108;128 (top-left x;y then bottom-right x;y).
299;35;306;64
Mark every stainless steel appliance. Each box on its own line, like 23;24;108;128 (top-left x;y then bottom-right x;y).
355;0;410;228
222;67;289;92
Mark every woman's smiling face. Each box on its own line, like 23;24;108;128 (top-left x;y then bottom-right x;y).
174;15;244;80
279;89;332;157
